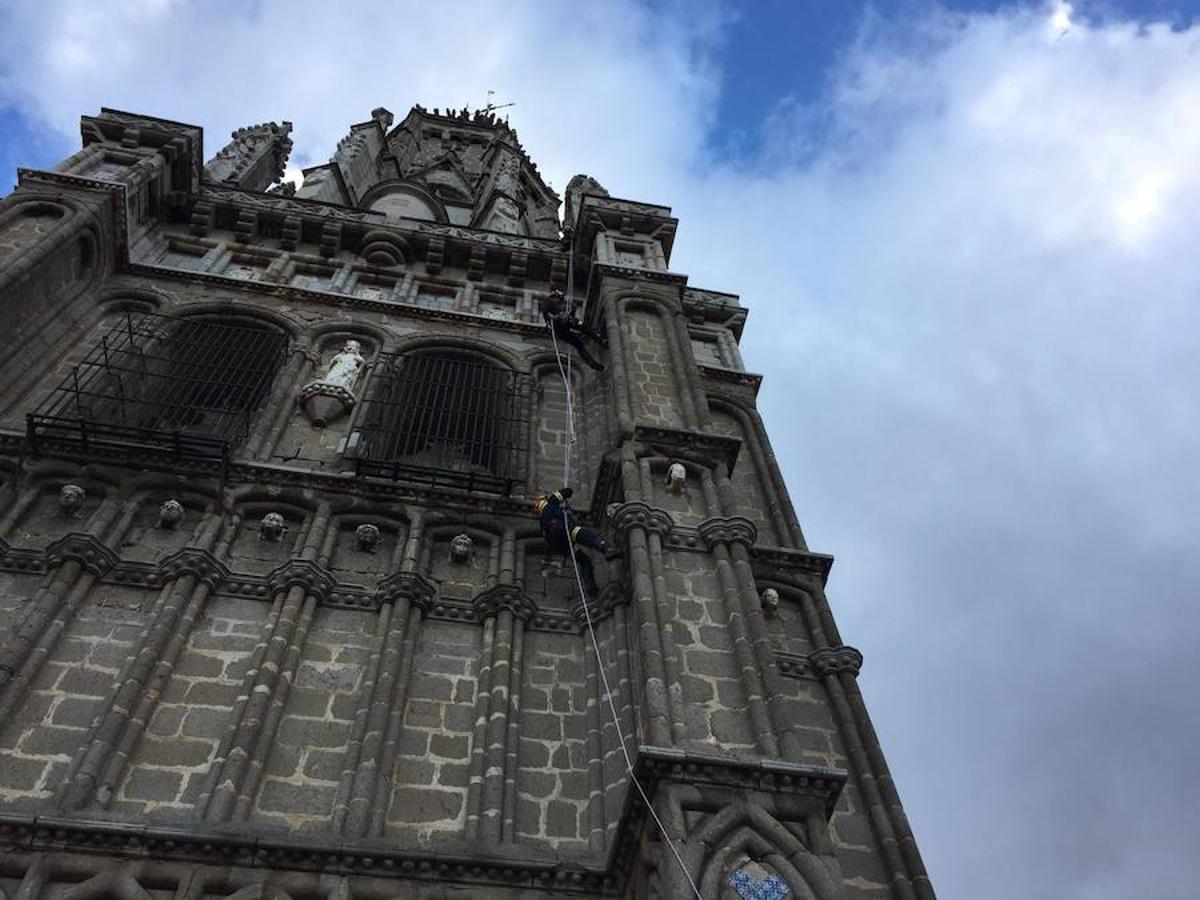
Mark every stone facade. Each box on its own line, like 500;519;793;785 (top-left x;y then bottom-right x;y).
0;105;934;898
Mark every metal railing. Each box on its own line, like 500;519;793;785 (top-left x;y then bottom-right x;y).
28;312;289;463
349;350;529;496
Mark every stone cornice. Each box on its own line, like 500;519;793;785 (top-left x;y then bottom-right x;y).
750;545;835;586
698;515;759;549
697;365;762;395
632;424;743;474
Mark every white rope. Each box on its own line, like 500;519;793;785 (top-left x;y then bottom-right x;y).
547;234;703;898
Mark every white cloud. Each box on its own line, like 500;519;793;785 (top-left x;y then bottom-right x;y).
3;1;1200;897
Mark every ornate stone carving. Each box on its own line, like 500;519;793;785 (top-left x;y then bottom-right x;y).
608;501;674;538
449;532;474;563
808;645;864;678
298;340;366;427
760;587;780;617
698;515;758;549
258;512;287;542
355;523;380;553
58;484;85;515
203;121;293;192
665;461;686;494
157;499;184;529
472;584;536;622
376;571;437;610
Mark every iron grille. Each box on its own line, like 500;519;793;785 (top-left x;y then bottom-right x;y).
28;312;289;462
350;350;529;495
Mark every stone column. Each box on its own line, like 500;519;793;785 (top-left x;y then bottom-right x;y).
58;506;234;810
610;503;681;746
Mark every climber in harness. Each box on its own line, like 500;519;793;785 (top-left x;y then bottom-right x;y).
534;487;620;595
540;289;607;371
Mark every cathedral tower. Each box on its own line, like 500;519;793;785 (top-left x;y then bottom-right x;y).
0;105;934;898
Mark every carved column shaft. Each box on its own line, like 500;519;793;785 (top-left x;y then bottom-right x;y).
233;591;319;819
465;615;497;839
605;303;635;437
480;608;514;841
200;581;310;822
647;531;686;743
628;527;672;747
657;306;699;429
729;543;800;759
369;604;423;837
500;618;525;842
672;310;711;425
584;633;606;852
709;542;778;757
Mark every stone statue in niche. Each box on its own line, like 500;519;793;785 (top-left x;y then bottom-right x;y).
449;533;474;563
665;462;687;495
259;512;287;543
760;587;781;617
298;339;366;427
59;484;85;515
355;523;380;553
157;499;184;529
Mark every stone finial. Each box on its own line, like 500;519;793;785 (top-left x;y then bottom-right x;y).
371;107;395;130
665;462;687;494
299;339;367;427
563;173;609;235
259;512;287;543
355;523;381;553
158;499;184;529
760;587;781;617
59;484;85;514
450;533;474;563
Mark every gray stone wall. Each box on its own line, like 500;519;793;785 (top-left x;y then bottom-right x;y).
0;106;935;899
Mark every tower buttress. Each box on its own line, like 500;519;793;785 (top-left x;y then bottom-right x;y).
203;121;293;192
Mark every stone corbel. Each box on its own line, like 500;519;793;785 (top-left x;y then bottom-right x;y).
157;547;229;589
44;533;119;577
697;515;758;550
266;559;337;602
608;501;674;539
376;570;437;610
472;584;537;622
808;645;864;678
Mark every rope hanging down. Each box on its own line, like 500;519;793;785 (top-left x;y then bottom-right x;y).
549;238;704;900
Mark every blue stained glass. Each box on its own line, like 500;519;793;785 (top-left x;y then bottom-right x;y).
729;867;791;900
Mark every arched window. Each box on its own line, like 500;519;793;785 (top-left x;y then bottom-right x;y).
348;349;529;495
28;312;288;461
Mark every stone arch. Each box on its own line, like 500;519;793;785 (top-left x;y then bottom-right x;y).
361;180;448;224
692;803;841;900
388;330;523;372
707;396;789;547
169;300;301;341
57;869;154;900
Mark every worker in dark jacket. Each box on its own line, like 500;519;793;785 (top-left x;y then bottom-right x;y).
534;487;619;594
540;290;607;371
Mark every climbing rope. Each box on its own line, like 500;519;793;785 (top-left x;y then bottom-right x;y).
548;238;704;900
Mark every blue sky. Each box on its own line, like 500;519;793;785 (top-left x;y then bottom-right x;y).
3;2;1200;898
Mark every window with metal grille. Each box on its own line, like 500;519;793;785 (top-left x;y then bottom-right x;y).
28;312;289;462
349;350;529;495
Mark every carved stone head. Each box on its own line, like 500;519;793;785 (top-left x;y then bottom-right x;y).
58;484;85;514
259;512;287;543
158;499;184;529
665;462;687;494
342;339;362;356
760;588;781;617
450;533;474;563
355;523;381;553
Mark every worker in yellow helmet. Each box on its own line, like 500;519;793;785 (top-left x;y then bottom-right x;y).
533;486;620;594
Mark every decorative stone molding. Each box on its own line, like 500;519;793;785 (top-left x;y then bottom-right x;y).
266;559;337;600
157;499;184;529
376;571;436;611
633;423;743;474
44;534;119;576
354;523;380;553
258;512;287;542
360;229;409;267
698;515;758;549
608;501;674;538
774;651;815;680
157;548;229;589
472;585;536;622
58;484;86;514
809;645;864;678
